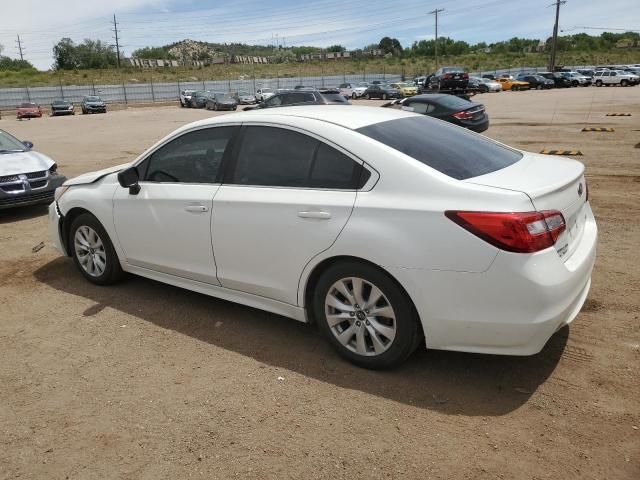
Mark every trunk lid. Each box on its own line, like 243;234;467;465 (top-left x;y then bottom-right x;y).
466;152;588;261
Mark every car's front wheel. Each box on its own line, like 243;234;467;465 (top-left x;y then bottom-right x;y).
313;261;421;369
351;92;357;99
70;213;124;286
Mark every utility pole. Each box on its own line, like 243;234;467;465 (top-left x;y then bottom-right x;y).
549;0;566;72
428;8;444;70
16;34;24;61
112;14;121;68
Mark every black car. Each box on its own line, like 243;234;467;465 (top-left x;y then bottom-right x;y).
516;74;554;90
362;84;401;100
428;67;469;90
246;89;350;110
393;94;489;133
205;93;238;111
538;72;572;88
190;91;209;108
81;96;106;114
50;99;75;116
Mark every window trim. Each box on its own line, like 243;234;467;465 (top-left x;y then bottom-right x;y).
133;124;241;186
221;122;378;191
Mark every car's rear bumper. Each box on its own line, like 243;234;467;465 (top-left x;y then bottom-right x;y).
394;203;598;356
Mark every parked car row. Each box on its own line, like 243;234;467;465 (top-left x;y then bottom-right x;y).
14;96;107;120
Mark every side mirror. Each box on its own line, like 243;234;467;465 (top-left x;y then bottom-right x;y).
117;166;140;195
23;140;34;149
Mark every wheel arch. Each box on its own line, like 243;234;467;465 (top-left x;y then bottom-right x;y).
301;255;424;337
60;206;94;256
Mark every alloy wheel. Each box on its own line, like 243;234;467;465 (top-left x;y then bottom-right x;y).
324;277;397;356
74;226;107;277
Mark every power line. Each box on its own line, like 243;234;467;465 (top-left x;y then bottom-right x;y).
112;14;122;67
428;8;444;69
548;0;566;71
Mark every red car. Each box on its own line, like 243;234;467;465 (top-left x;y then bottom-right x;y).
16;102;42;120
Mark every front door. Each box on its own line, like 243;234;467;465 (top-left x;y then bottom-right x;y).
113;125;237;284
212;125;366;305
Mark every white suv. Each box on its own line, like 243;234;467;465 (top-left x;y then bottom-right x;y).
593;70;638;87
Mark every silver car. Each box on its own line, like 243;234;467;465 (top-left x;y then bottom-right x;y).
0;129;66;209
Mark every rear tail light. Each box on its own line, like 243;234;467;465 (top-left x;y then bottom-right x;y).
462;73;469;79
452;110;474;120
445;210;566;253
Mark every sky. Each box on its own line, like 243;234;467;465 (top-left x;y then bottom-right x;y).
0;0;638;70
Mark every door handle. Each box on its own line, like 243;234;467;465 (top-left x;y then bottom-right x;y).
185;205;209;213
298;210;331;219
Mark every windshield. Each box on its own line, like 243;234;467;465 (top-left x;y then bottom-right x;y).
262;88;273;93
0;130;27;152
85;96;101;102
52;100;67;105
215;94;233;101
356;116;522;180
20;102;37;108
238;92;252;96
436;95;473;109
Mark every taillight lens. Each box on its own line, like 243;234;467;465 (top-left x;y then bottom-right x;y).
445;210;566;253
462;73;469;79
452;110;474;120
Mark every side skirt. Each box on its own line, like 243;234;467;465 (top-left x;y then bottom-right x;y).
124;263;308;323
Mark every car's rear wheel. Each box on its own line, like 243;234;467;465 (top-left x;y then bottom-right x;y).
313;261;421;369
536;84;542;90
382;93;388;100
70;213;124;286
351;92;357;99
512;85;519;91
595;80;603;87
572;80;579;87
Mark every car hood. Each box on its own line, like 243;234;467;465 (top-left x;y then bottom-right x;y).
0;150;54;176
63;163;128;186
52;104;72;108
18;107;39;111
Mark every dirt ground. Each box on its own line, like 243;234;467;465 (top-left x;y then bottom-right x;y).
1;87;638;480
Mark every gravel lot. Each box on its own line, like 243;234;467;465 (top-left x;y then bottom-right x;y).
1;87;639;479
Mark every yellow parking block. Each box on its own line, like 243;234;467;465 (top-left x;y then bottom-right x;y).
581;127;615;132
605;113;632;116
539;149;583;156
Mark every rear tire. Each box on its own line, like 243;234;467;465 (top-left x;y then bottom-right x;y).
382;93;388;100
351;92;357;99
572;80;579;87
313;261;421;369
595;80;603;87
536;84;542;90
70;213;124;286
512;85;519;91
365;93;371;100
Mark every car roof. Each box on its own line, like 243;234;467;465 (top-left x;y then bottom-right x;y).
183;105;418;131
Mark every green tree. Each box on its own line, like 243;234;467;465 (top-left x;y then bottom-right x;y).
132;46;175;59
53;38;77;69
379;36;402;55
327;44;346;52
53;38;117;69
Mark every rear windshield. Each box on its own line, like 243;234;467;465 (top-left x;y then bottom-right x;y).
435;95;472;109
320;93;348;103
356;116;522;180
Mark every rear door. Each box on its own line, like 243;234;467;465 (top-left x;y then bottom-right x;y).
211;125;365;305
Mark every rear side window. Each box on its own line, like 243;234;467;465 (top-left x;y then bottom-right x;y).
436;95;472;109
232;127;316;187
230;126;365;189
309;143;362;189
356;116;522;180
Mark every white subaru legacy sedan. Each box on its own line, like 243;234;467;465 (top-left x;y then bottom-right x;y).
49;106;597;369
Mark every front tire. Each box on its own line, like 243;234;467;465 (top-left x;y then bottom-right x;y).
382;93;388;100
70;213;124;286
621;80;629;87
351;92;357;99
313;261;421;369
